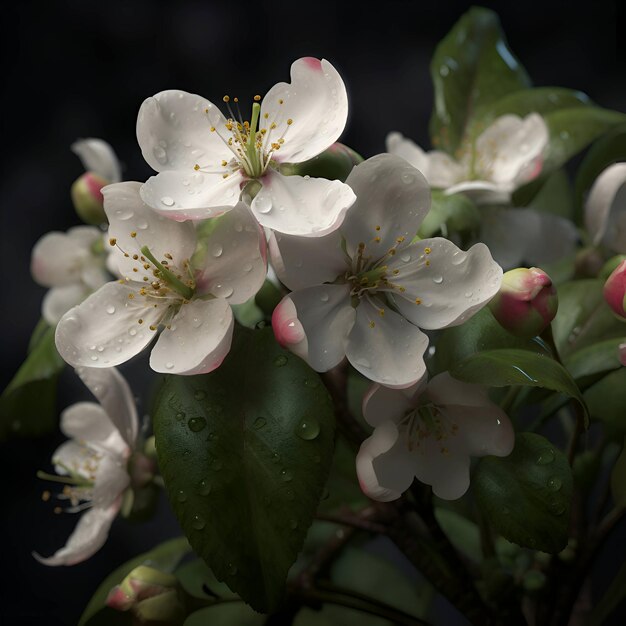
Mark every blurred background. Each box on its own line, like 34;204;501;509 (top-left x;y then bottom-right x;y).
1;0;625;623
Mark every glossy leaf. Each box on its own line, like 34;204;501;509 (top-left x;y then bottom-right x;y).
584;368;626;433
0;323;65;441
153;327;335;612
473;433;572;553
418;191;480;238
611;437;626;508
80;537;191;626
429;7;531;153
451;348;588;425
184;604;264;626
433;307;550;375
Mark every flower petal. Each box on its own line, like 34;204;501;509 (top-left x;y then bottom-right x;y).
76;367;139;449
33;502;120;566
251;170;354;237
193;203;267;304
362;380;426;428
260;58;348;164
60;402;127;457
474;113;548;187
386;132;464;188
55;282;164;368
585;162;626;249
444;180;510;204
276;285;356;371
268;229;346;291
31;227;102;288
387;238;502;330
42;284;91;326
149;298;234;375
341;154;430;256
480;207;578;270
356;421;416;502
72;138;122;183
140;170;244;221
136;90;232;172
346;296;428;388
104;181;196;282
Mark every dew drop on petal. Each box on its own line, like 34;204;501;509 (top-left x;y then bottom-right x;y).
153;146;168;165
137;219;148;230
211;243;223;257
432;275;444;284
161;196;175;207
129;328;137;337
401;172;415;185
255;196;272;214
106;304;116;315
165;362;174;370
320;292;329;302
192;317;203;329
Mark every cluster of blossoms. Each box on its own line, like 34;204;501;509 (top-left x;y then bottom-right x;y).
32;53;598;565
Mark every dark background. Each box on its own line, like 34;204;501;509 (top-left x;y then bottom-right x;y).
1;0;625;624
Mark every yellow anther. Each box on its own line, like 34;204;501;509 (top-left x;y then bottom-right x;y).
132;254;139;260
194;164;200;170
132;267;138;272
287;118;293;125
54;506;62;514
233;97;239;103
424;247;432;254
374;236;381;243
263;112;269;119
222;173;229;179
375;225;381;231
109;238;117;246
398;286;406;292
425;260;431;266
389;249;396;256
149;325;157;331
415;298;422;305
204;107;209;113
130;231;137;238
221;160;228;167
143;263;151;270
369;321;375;328
128;293;135;299
41;490;51;502
210;126;216;132
138;319;144;324
379;308;385;317
254;94;261;101
278;98;284;104
223;95;230;102
270;122;277;129
397;236;405;243
393;269;400;275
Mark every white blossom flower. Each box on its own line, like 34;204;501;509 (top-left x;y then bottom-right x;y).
356;373;514;501
72;138;122;184
136;57;355;236
270;154;502;388
584;162;626;253
55;182;266;374
31;226;110;325
34;367;139;565
387;113;548;204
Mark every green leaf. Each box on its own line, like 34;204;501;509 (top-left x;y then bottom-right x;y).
520;169;574;218
153;327;335;612
280;143;363;183
0;323;65;441
450;348;588;425
543;107;626;172
551;279;626;376
418;191;480;238
584;368;626;433
575;121;626;217
80;537;191;626
584;560;626;626
184;604;264;626
610;437;626;507
473;433;573;553
429;7;531;153
434;508;483;563
433;307;550;375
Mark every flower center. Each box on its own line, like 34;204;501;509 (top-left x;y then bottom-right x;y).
402;403;459;455
198;95;294;180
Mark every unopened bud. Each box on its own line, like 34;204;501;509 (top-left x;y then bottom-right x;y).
603;259;626;319
489;267;558;338
106;565;182;622
71;171;109;225
280;143;363;182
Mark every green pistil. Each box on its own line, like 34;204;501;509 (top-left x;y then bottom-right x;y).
358;265;388;286
140;246;195;300
417;405;437;432
37;470;92;488
246;102;263;177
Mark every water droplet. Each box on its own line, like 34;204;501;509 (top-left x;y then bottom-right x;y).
280;469;293;482
188;417;207;432
547;476;562;491
192;514;206;530
272;453;281;464
211;243;223;257
128;328;137;337
243;262;252;272
161;196;175;207
464;290;473;298
401;172;415;184
165;362;174;370
354;357;371;369
194;390;207;401
274;355;288;367
549;500;566;516
153;146;167;165
234;221;243;232
255;196;272;214
137;219;148;230
90;355;98;362
253;416;267;430
320;292;329;302
191;316;203;329
177;490;187;503
106;304;116;315
304;378;319;389
559;131;570;141
296;417;320;440
536;449;555;465
440;64;450;77
432;275;444;284
197;479;211;496
401;253;411;263
96;345;105;353
175;411;185;421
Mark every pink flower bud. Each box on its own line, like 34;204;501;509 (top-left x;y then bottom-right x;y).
106;565;179;616
489;267;558;338
603;260;626;319
70;171;109;225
